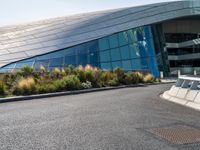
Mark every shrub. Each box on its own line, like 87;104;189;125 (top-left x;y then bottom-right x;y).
36;84;57;94
62;75;81;90
114;68;125;84
51;68;61;78
144;73;154;83
108;78;119;86
81;81;92;89
13;77;36;95
52;79;65;91
0;81;6;95
124;73;133;85
134;72;144;83
19;66;34;77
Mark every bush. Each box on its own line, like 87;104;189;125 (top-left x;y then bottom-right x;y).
13;77;36;95
62;75;81;90
18;66;34;77
108;78;119;86
124;73;133;85
36;84;57;94
81;81;92;89
114;68;125;84
52;79;65;91
51;68;61;78
0;81;6;95
144;73;154;83
133;72;144;83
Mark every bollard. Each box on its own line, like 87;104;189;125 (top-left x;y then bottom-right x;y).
178;70;181;77
160;71;164;79
194;70;197;76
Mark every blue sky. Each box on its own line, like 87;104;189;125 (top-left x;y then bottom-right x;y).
0;0;178;26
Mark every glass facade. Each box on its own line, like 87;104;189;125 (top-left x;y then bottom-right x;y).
0;26;160;77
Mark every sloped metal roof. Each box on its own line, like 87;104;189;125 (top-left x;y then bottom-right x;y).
0;0;200;67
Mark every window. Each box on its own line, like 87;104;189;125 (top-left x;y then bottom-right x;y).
144;26;152;39
49;57;64;67
127;29;137;43
65;47;77;56
87;40;99;52
111;48;121;61
122;60;132;71
118;31;129;46
101;62;112;70
65;55;77;66
109;34;119;48
112;61;122;69
136;27;145;41
78;53;88;65
89;52;99;63
100;50;110;62
129;43;140;58
15;61;34;68
120;46;130;60
99;37;109;50
77;44;87;54
34;60;49;71
131;59;142;70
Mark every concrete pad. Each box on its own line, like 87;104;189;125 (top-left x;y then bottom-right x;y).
176;88;188;99
168;86;180;96
194;92;200;104
169;97;187;105
162;91;171;99
186;102;200;111
185;90;199;101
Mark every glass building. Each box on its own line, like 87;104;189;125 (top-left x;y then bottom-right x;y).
0;0;200;77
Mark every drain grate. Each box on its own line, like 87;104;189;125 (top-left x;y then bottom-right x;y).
148;125;200;145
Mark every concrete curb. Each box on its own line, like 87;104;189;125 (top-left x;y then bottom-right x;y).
161;91;200;112
0;82;174;103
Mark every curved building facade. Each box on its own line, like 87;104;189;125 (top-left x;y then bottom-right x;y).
0;0;200;77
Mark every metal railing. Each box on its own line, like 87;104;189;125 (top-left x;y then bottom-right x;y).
176;75;200;90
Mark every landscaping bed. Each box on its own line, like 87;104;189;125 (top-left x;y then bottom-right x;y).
0;65;160;97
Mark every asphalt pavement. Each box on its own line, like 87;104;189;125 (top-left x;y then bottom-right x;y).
1;84;200;150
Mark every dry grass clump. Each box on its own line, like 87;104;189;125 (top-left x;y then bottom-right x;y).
13;77;36;95
144;73;154;83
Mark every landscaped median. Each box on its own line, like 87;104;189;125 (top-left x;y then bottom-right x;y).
0;65;160;101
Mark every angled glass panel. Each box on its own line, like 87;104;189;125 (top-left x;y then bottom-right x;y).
101;62;111;70
50;50;66;59
49;57;64;67
109;34;119;48
99;37;109;51
87;40;99;52
34;60;49;71
78;53;88;66
65;55;77;66
122;60;132;71
3;63;16;69
77;44;87;54
35;54;51;61
131;59;142;70
120;45;130;60
136;27;145;41
112;61;122;70
15;61;34;68
100;50;110;62
118;31;129;46
129;43;140;59
138;41;149;58
65;47;77;56
111;48;121;61
146;38;156;57
127;29;137;43
144;26;152;39
89;52;99;63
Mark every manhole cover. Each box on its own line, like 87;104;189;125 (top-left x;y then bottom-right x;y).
147;125;200;145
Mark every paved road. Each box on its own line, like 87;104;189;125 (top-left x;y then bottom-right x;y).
1;84;200;150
